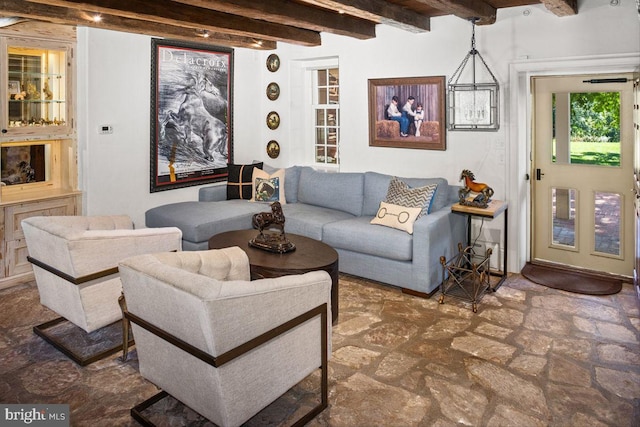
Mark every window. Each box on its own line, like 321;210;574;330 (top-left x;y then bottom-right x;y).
313;68;340;165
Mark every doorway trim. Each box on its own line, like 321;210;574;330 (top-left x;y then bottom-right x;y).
507;53;640;274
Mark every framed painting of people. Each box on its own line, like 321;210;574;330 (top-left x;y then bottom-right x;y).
368;76;446;150
150;38;233;192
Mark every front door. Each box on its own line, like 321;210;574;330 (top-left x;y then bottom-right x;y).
532;74;634;277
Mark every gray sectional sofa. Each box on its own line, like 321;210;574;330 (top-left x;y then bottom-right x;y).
145;166;466;295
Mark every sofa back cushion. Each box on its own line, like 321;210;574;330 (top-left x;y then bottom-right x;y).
297;168;364;216
363;172;450;216
284;166;302;203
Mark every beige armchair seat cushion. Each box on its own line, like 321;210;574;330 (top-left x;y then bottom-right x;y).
22;215;182;332
119;247;332;427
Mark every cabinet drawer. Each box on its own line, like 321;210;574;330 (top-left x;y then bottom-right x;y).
5;197;76;241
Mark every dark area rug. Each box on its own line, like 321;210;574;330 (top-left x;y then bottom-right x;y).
521;262;622;295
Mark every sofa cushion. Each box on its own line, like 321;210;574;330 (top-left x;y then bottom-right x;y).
363;172;449;216
284;166;304;203
322;217;414;261
281;203;355;241
370;201;422;234
251;168;286;204
227;162;263;200
146;200;264;243
297;168;364;216
385;177;437;218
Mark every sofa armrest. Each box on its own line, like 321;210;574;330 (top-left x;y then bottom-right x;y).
410;206;466;293
199;184;227;202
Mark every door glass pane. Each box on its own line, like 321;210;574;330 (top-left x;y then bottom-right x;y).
594;192;621;256
552;187;576;247
552;92;621;166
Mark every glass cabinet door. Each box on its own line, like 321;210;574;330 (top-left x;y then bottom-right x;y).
2;38;71;136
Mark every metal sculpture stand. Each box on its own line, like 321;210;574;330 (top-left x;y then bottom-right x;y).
439;243;493;313
249;202;296;253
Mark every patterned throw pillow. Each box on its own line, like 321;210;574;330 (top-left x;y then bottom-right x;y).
226;162;263;200
370;201;422;234
254;177;281;202
251;168;286;204
385;176;437;218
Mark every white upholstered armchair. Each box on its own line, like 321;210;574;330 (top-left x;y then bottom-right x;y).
118;247;332;427
22;215;182;365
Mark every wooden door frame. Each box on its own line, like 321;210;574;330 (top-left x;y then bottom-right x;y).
507;53;640;274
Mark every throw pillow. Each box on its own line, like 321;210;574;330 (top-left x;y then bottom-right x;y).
227;162;263;200
385;176;437;218
254;177;281;202
370;201;422;234
251;168;286;204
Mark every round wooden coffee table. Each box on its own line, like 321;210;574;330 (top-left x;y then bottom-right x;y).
208;230;339;323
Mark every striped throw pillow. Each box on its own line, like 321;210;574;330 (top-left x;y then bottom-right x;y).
385;176;437;218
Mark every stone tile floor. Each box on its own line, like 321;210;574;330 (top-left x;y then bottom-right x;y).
1;273;639;426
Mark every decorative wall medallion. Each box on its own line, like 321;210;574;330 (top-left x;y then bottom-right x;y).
266;54;280;72
266;111;280;129
266;140;280;158
266;82;280;100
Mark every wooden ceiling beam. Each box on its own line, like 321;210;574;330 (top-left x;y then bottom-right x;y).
0;0;276;49
541;0;578;17
24;0;321;46
413;0;496;25
299;0;431;33
172;0;377;40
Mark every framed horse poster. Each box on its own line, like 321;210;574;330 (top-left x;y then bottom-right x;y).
368;76;446;150
150;39;234;192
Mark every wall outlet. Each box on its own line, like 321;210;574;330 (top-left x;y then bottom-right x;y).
473;241;501;270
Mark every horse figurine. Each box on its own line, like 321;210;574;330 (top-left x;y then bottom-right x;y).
249;202;295;253
459;169;494;208
252;201;286;235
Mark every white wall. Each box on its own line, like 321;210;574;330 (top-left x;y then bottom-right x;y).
77;0;639;270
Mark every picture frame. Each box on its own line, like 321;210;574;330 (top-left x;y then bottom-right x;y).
266;111;280;129
266;54;280;72
368;76;446;150
266;82;280;100
150;38;233;192
266;140;280;158
8;80;20;95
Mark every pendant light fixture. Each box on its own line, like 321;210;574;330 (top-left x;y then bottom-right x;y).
448;18;499;131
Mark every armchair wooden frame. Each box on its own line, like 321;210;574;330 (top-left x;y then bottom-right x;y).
27;256;134;366
124;303;329;427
